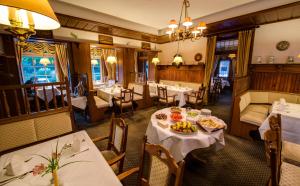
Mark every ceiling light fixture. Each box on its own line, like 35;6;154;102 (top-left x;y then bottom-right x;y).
166;0;207;42
0;0;60;47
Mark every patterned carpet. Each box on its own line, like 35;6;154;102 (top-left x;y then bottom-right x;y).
77;89;270;186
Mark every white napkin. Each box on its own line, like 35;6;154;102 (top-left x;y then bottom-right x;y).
72;135;81;153
5;155;27;176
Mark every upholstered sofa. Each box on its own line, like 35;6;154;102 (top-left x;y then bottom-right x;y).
0;112;73;153
88;90;110;123
159;80;202;91
231;90;300;139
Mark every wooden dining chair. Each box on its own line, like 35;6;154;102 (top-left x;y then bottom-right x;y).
117;137;185;186
264;114;300;186
92;116;128;174
157;86;176;107
114;88;134;116
185;86;206;108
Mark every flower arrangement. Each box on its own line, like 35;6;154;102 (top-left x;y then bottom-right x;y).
33;140;85;186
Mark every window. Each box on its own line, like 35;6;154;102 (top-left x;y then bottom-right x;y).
22;55;57;83
218;60;230;78
216;39;238;52
91;59;101;81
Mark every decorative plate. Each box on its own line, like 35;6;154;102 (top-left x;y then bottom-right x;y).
276;41;289;51
194;53;203;62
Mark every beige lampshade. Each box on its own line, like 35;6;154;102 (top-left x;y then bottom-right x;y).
182;17;193;27
91;59;98;65
197;22;207;30
40;57;51;66
107;56;117;64
152;57;160;65
298;54;300;58
228;53;236;59
0;0;60;30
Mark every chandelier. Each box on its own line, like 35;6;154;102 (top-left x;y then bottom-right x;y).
166;0;207;42
0;0;60;47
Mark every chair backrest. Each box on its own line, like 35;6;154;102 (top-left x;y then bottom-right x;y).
264;114;282;186
157;86;167;100
197;86;206;100
108;117;128;154
138;137;185;186
120;88;134;103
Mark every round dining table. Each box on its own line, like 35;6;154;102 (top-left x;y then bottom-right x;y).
146;107;226;162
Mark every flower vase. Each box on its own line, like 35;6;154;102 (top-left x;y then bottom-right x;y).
52;169;59;186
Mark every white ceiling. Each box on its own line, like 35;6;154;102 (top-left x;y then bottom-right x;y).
56;0;256;29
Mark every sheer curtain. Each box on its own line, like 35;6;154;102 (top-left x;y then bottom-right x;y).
203;36;217;104
236;29;254;77
55;44;69;80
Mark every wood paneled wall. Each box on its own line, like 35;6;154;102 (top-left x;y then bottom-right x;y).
156;65;205;83
250;64;300;93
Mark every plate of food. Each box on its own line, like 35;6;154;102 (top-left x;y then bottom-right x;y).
197;117;226;133
170;107;182;113
170;112;183;122
186;111;199;118
170;121;198;135
155;113;167;120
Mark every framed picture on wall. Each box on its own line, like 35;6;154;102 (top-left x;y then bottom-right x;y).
99;35;113;45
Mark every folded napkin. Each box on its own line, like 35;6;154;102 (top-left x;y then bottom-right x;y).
5;155;27;176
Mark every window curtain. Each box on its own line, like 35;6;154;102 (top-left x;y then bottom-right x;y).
100;48;116;80
55;44;69;80
203;36;217;104
134;51;138;82
236;29;254;77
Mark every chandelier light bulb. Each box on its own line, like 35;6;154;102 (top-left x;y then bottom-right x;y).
152;57;160;65
168;19;178;29
106;56;117;64
173;54;183;65
166;28;173;35
182;17;193;27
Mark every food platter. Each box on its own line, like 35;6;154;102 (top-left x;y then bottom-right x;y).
170;121;198;135
170;112;183;122
196;116;226;133
155;113;167;120
170;107;182;113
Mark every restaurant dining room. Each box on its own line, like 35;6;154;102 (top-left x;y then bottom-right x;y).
0;0;300;185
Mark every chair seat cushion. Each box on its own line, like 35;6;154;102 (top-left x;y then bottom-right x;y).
159;97;174;103
101;150;119;173
240;109;267;127
116;101;132;107
246;104;269;115
133;94;143;101
94;96;109;109
283;141;300;165
280;162;300;185
187;96;203;104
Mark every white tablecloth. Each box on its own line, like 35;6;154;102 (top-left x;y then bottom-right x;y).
259;101;300;144
36;87;61;103
146;108;226;162
97;87;121;107
149;83;193;107
0;131;122;186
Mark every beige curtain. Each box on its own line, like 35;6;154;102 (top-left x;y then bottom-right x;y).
203;36;217;104
236;29;254;77
134;51;138;82
55;44;69;79
100;48;117;80
15;44;23;83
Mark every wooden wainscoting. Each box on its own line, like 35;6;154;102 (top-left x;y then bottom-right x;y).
250;64;300;93
156;65;205;83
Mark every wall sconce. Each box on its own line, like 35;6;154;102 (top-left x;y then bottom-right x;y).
268;56;275;64
256;56;262;63
287;56;294;63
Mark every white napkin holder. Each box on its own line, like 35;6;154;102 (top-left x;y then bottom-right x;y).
5;155;26;176
72;135;81;153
